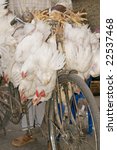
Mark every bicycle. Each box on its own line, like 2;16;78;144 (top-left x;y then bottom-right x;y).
0;70;100;150
48;70;100;150
0;1;100;148
0;79;32;135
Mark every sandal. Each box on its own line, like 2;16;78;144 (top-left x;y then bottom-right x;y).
11;134;35;147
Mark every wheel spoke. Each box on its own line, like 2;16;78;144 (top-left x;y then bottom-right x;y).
49;73;99;150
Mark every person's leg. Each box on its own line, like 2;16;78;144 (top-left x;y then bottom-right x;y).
34;102;46;127
12;102;35;147
11;102;35;147
11;102;46;147
21;101;34;132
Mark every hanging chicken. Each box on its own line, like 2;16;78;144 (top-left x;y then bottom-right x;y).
0;0;17;80
0;0;100;105
63;23;100;79
18;34;65;104
0;0;15;44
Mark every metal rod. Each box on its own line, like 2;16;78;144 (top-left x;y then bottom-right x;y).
48;96;56;150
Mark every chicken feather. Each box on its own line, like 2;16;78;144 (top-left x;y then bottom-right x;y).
15;31;43;63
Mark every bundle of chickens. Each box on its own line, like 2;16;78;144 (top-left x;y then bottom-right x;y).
0;0;100;105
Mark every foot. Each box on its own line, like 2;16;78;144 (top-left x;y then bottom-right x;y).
11;134;36;147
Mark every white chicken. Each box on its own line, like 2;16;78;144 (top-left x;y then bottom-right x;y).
0;0;8;17
0;0;18;82
0;44;16;82
0;0;100;108
87;49;100;78
12;22;36;43
89;32;100;53
18;34;65;104
38;51;64;80
32;73;57;105
15;20;52;63
35;20;51;41
32;49;65;105
18;77;38;101
64;23;88;39
0;0;15;44
20;54;37;80
13;20;51;44
35;52;64;85
15;30;43;63
63;23;100;79
10;62;22;87
20;34;59;80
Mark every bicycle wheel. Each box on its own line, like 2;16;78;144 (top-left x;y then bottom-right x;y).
0;83;22;125
8;82;22;124
0;89;12;130
0;102;11;131
49;72;100;150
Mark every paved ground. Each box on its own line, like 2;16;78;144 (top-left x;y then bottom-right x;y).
0;96;100;150
0;122;48;150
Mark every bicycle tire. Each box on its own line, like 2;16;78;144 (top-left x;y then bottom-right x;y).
49;73;100;150
0;83;22;125
0;100;11;130
0;83;11;130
